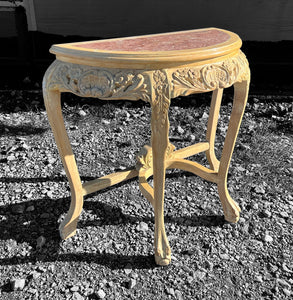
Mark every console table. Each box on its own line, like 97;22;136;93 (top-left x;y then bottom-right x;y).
43;28;250;266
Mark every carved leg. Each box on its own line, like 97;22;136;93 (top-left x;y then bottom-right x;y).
151;71;171;266
217;80;249;223
206;88;223;171
43;88;83;239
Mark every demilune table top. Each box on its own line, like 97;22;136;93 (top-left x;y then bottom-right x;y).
49;28;242;68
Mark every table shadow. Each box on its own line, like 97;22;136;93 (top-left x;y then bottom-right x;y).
0;174;225;269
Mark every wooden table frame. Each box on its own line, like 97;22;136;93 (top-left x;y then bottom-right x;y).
43;28;250;266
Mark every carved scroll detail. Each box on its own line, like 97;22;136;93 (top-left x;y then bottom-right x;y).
136;143;176;170
171;51;250;98
136;145;153;170
45;61;151;102
152;70;171;127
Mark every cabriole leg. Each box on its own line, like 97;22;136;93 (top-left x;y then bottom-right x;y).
206;88;223;171
151;86;171;266
43;88;83;239
217;80;250;223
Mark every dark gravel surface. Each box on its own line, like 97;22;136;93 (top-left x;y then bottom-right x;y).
0;90;292;299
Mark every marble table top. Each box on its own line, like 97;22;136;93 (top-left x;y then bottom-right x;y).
73;29;230;52
49;28;242;69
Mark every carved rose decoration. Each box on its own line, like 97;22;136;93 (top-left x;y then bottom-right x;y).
202;65;230;89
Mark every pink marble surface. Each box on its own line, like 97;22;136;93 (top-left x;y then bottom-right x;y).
74;29;230;52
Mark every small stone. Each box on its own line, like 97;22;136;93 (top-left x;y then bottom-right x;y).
219;253;230;260
46;191;54;198
255;275;263;282
175;290;184;300
269;264;278;273
30;271;41;279
194;270;206;281
36;266;46;273
238;217;246;224
136;221;148;232
96;289;106;299
276;278;291;289
101;119;111;125
12;204;25;214
171;254;178;261
20;142;30;151
283;289;291;297
10;278;26;291
70;285;79;292
166;287;175;296
262;209;272;218
205;260;213;271
23;76;31;84
263;234;273;243
189;134;196;141
241;223;249;234
72;292;84;300
47;157;56;164
177;126;184;134
124;264;132;275
255;186;265;194
6;154;16;161
79;110;87;117
200;112;209;121
26;205;35;212
125;111;131;119
126;278;136;289
40;212;50;218
282;263;292;273
252;203;259;210
28;288;38;294
280;211;289;219
36;236;46;249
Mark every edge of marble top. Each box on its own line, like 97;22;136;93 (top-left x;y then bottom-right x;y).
49;28;242;68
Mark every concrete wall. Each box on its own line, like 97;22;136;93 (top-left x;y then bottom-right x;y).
33;0;293;41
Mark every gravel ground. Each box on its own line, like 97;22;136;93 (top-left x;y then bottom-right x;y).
0;90;292;299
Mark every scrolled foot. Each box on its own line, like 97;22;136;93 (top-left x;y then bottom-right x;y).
223;202;241;223
59;218;78;240
154;231;171;266
155;247;171;266
218;183;241;224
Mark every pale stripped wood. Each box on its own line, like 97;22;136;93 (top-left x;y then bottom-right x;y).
173;142;209;159
138;168;154;207
217;80;250;223
43;89;83;240
206;88;223;171
43;28;250;266
82;169;138;196
150;72;172;266
167;159;218;183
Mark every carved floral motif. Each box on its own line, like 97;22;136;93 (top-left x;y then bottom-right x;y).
136;143;175;170
45;61;151;102
171;51;250;98
44;52;249;105
152;70;170;127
